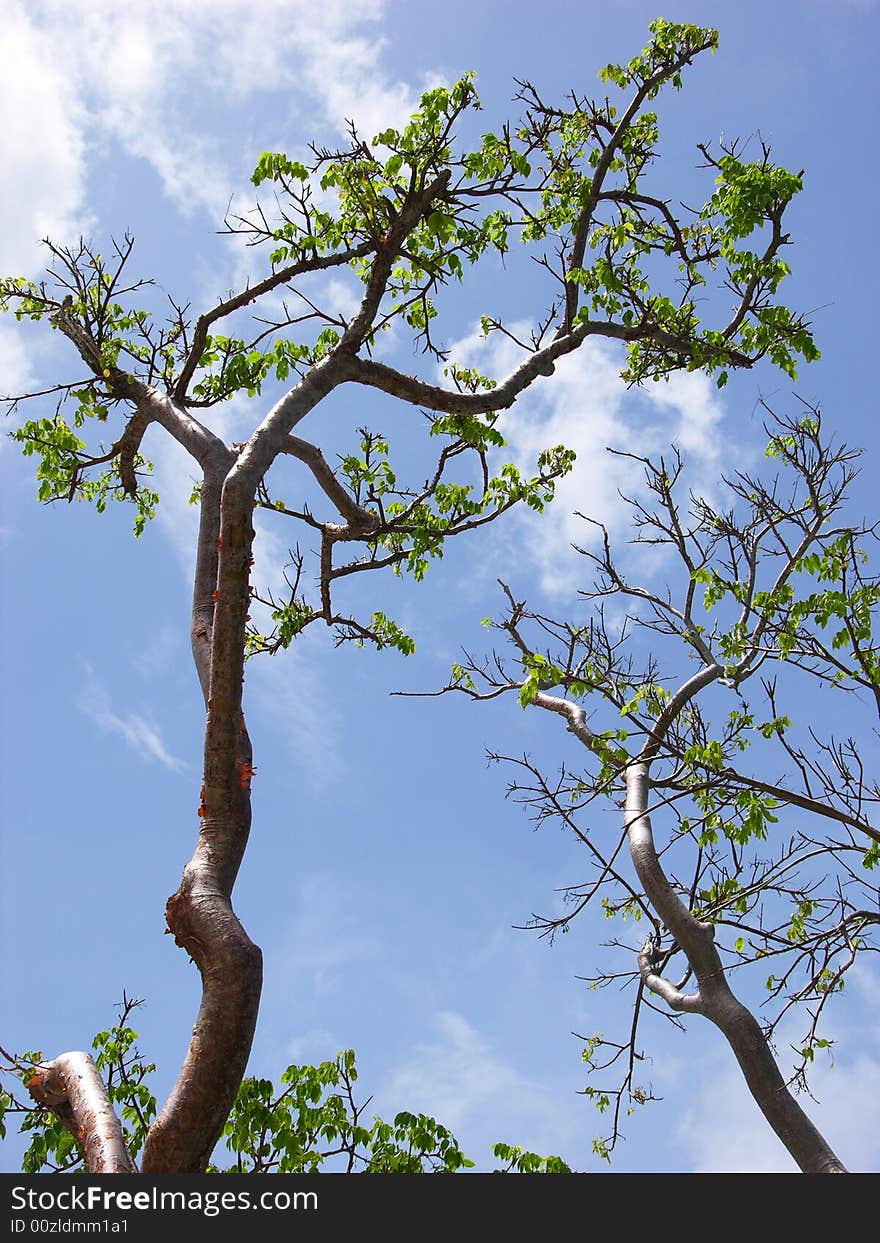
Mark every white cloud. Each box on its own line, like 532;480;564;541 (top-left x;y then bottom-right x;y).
0;322;38;418
0;5;89;277
381;1010;575;1161
246;634;344;789
284;1029;343;1065
291;17;432;145
643;365;725;465
78;665;187;771
676;1020;880;1173
149;433;204;582
445;324;729;596
323;277;364;324
10;0;429;234
132;624;181;678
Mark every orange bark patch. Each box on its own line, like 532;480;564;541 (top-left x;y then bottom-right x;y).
237;762;257;790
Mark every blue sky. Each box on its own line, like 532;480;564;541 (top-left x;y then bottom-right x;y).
2;0;879;1173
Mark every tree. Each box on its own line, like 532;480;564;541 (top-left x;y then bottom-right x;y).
433;407;879;1173
0;998;570;1174
0;20;820;1173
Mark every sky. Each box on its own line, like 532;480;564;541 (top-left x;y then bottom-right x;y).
1;0;879;1174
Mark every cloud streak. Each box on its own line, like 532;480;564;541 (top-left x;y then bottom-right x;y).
272;874;381;993
78;667;187;771
381;1010;577;1163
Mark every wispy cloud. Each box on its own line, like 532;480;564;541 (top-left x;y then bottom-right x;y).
0;321;39;443
132;625;182;679
246;638;344;790
0;4;90;276
284;1028;344;1065
12;0;430;233
78;665;187;771
272;874;381;993
381;1010;577;1162
675;1015;880;1173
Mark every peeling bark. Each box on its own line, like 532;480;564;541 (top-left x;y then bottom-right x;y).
27;1053;135;1174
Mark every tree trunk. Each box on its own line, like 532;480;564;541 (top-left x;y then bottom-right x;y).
140;458;262;1173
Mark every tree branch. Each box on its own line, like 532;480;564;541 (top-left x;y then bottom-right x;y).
173;241;374;400
349;318;750;416
27;1054;135;1174
280;435;379;531
624;760;846;1172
